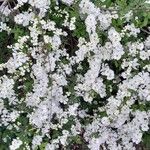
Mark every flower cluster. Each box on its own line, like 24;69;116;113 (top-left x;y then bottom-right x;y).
0;0;150;150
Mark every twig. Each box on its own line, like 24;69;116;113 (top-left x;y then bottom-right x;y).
0;0;7;14
141;28;150;34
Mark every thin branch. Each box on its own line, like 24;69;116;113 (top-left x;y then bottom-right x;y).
141;28;150;34
0;0;7;13
99;6;150;13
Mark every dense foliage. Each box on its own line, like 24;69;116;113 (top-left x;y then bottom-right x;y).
0;0;150;149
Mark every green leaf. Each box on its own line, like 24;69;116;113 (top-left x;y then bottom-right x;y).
142;132;150;149
116;0;127;8
104;0;112;7
39;142;48;150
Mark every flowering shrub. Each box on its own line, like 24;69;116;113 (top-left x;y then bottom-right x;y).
0;0;150;149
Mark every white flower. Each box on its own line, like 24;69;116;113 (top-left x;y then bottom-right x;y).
68;103;79;116
9;138;23;150
85;14;97;34
145;0;150;4
69;17;76;30
101;64;115;80
17;0;28;4
10;111;20;122
61;0;75;6
51;35;61;50
28;0;50;10
32;135;43;149
101;117;110;126
14;12;34;26
108;27;121;43
140;51;149;60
